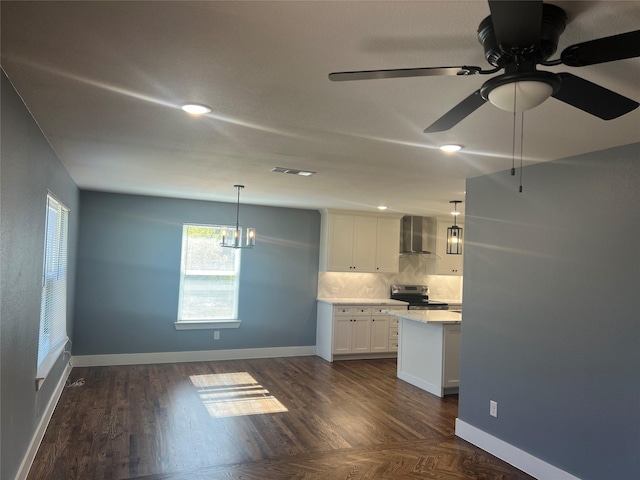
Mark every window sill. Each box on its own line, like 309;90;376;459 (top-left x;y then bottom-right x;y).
174;320;242;330
36;337;70;390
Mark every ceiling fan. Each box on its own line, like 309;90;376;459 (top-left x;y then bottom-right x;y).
329;0;640;133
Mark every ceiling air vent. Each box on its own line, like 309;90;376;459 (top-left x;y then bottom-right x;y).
271;167;315;177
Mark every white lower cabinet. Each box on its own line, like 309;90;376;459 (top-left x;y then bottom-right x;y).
333;316;353;354
443;324;461;388
370;315;389;352
334;315;372;354
316;303;404;361
331;306;372;355
388;317;399;352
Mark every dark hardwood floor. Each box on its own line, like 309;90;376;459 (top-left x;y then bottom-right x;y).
28;357;533;479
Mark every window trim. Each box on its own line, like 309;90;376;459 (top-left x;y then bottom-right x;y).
36;192;70;384
176;223;243;330
174;320;241;330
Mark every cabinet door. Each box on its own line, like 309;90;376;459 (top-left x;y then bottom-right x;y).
333;317;352;354
375;217;400;273
327;215;356;271
353;216;377;272
443;324;461;388
436;220;463;275
370;316;390;352
351;318;372;353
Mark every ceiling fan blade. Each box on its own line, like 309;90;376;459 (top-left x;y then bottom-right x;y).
328;66;482;82
552;73;639;120
560;30;640;67
424;90;487;133
488;0;543;50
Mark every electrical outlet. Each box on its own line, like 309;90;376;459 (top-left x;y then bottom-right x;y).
331;287;339;293
214;331;220;340
490;400;498;417
366;287;374;295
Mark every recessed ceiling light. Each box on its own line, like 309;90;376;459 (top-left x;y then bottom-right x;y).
271;167;316;177
440;144;463;152
377;205;388;210
181;104;212;115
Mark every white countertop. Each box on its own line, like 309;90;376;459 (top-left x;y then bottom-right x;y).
385;309;462;324
317;298;409;306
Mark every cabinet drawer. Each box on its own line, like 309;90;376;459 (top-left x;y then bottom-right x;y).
333;306;372;316
373;306;392;315
389;317;399;327
388;340;398;352
389;327;398;339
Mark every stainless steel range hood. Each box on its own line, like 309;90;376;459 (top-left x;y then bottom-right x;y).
400;216;436;254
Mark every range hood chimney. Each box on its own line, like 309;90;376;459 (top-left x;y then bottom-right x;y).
400;216;436;254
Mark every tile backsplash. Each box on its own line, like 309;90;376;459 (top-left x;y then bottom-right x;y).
318;255;463;303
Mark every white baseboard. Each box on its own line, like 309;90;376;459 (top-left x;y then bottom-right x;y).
397;370;441;397
455;418;580;480
71;345;317;367
15;361;72;480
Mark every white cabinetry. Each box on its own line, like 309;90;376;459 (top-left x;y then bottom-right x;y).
442;324;461;388
332;306;372;354
326;215;377;272
370;314;390;352
320;210;401;273
435;219;464;275
388;316;399;352
372;305;403;352
316;302;405;362
375;217;401;273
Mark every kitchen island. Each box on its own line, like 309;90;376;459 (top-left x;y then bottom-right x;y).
386;309;462;397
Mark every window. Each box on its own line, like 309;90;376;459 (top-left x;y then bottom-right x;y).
176;224;242;329
37;193;69;380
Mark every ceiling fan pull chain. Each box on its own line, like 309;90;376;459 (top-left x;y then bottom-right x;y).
519;112;524;193
511;82;517;176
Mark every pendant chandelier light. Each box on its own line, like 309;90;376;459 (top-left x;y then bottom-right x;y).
446;200;463;255
221;185;256;249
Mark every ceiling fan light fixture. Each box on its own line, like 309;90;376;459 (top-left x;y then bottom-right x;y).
440;144;463;152
481;71;561;112
488;81;553;112
181;103;212;115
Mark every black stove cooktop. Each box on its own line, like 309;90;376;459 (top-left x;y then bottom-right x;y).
389;284;448;308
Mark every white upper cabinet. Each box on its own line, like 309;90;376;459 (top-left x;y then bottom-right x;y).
352;216;378;272
320;210;401;273
326;214;358;272
375;217;401;273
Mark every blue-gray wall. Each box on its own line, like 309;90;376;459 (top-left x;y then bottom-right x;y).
459;143;640;479
73;191;320;354
1;71;80;480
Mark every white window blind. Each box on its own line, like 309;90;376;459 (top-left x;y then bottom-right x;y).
37;194;69;379
177;224;241;322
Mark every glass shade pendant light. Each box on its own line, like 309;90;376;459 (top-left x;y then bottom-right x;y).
221;185;256;249
446;200;463;255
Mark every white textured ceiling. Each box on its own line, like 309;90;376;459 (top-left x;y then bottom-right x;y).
2;1;639;217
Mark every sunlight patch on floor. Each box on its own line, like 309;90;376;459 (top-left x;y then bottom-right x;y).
190;372;288;418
